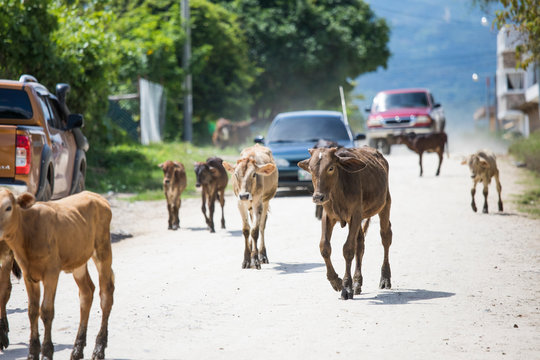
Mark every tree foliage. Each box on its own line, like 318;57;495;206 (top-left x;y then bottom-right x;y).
224;0;391;121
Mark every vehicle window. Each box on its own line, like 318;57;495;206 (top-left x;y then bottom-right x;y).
0;88;33;119
47;97;67;128
38;95;60;129
374;92;429;111
267;116;350;143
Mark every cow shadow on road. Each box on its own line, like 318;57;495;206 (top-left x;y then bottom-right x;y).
273;262;324;274
1;343;73;360
358;288;455;305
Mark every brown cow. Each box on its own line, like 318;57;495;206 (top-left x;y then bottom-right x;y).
298;146;393;300
0;189;114;360
194;157;228;233
396;132;449;176
159;161;187;230
461;150;503;213
0;242;21;351
212;118;253;149
313;139;343;220
223;144;278;269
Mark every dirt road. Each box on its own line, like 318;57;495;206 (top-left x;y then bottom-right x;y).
2;147;539;359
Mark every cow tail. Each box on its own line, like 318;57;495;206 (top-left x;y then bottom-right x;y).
362;218;371;237
12;259;22;280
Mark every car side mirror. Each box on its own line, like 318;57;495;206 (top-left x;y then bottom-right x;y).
66;113;84;130
254;135;265;144
354;133;366;141
434;103;441;108
364;107;371;113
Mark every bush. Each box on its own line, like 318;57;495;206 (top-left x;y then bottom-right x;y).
509;130;540;173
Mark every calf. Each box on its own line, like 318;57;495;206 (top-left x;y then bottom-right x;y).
0;189;114;360
298;146;393;300
461;150;503;213
159;161;187;230
0;242;21;351
396;132;449;176
313;139;342;220
194;157;229;233
223;144;278;269
212;118;253;149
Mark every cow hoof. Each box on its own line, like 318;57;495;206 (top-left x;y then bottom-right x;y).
259;254;269;264
379;277;391;289
482;207;488;214
471;204;477;212
91;344;106;360
210;228;216;233
499;203;503;212
242;260;249;269
251;259;261;270
329;277;343;292
353;282;362;295
172;225;179;231
340;287;354;300
168;225;172;230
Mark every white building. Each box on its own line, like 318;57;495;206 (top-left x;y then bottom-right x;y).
496;26;539;137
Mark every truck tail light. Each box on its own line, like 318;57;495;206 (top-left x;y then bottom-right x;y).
16;134;31;175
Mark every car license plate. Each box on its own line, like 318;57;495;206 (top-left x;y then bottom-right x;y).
298;169;311;181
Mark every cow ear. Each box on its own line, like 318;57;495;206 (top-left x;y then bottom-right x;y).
297;159;310;171
223;161;236;174
308;148;315;155
255;163;276;175
460;157;467;165
17;192;35;209
209;166;220;177
478;158;489;168
337;156;366;173
158;162;164;169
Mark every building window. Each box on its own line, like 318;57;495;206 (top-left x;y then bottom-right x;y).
506;73;524;90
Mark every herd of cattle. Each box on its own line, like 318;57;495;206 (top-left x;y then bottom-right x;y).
0;131;505;359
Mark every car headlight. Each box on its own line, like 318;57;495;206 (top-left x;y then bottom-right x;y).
367;115;383;126
415;115;431;124
275;158;290;167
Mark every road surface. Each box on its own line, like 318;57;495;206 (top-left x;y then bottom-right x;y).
2;146;539;359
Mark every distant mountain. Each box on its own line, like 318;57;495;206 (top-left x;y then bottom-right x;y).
354;0;499;134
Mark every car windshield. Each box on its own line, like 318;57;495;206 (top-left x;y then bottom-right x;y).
373;92;429;112
0;88;33;119
267;115;350;143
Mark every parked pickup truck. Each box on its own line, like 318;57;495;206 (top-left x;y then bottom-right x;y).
0;75;88;201
365;88;446;155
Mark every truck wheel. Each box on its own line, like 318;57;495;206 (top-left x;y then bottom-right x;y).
38;178;52;201
73;169;85;194
368;139;378;148
378;139;391;155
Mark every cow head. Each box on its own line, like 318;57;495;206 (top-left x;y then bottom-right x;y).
194;161;221;187
0;188;35;238
461;154;489;179
158;161;182;189
298;148;366;205
223;157;275;201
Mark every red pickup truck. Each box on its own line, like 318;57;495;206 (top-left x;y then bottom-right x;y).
0;75;88;201
365;88;446;155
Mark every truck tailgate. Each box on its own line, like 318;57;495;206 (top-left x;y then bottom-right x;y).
0;125;16;178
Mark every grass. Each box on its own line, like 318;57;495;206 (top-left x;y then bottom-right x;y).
86;142;239;201
509;130;540;218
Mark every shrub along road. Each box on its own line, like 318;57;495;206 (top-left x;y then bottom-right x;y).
2;147;539;359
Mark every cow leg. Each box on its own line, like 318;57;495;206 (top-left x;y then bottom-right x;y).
258;201;270;264
436;149;443;176
471;180;478;212
71;264;95;360
482;179;489;213
341;217;362;300
41;272;60;360
208;191;216;233
201;191;211;230
249;202;263;269
495;172;503;211
0;246;13;350
238;201;251;269
167;202;174;230
173;195;181;230
378;195;393;289
353;220;368;295
92;246;115;360
418;152;424;177
219;189;226;229
320;214;341;292
315;205;323;220
24;276;41;360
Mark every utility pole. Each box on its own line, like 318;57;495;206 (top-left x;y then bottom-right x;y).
181;0;193;142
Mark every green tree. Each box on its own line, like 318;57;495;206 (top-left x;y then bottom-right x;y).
222;0;390;121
